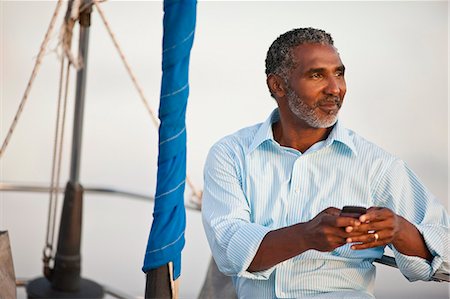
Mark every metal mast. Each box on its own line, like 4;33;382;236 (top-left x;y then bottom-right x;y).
27;1;103;297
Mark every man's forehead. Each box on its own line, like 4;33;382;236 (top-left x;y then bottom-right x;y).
291;43;343;68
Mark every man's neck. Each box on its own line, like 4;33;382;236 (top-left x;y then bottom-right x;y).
272;119;333;153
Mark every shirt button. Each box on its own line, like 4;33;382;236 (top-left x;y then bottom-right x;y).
294;188;299;193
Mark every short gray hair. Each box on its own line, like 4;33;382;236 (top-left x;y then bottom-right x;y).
265;27;334;80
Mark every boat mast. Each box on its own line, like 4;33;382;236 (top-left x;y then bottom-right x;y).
27;1;103;297
69;2;89;185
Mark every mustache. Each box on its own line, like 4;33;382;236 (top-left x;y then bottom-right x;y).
316;96;342;107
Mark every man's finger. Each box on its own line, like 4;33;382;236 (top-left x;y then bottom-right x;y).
346;231;383;244
350;240;385;250
323;207;341;216
359;207;392;223
349;220;392;233
337;217;361;228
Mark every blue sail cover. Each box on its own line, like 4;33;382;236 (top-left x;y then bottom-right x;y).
143;0;196;279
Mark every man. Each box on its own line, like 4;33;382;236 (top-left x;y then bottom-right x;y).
201;28;448;298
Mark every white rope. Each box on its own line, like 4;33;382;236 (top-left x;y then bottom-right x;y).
92;0;203;202
44;56;66;260
186;176;202;204
44;0;78;266
60;0;83;70
0;0;64;159
92;0;159;128
0;0;202;203
44;58;71;264
53;60;71;242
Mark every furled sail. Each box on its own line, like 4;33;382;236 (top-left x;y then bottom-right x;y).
142;0;197;291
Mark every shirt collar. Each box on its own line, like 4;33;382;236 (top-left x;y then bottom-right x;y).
248;108;358;156
248;109;279;154
324;120;358;156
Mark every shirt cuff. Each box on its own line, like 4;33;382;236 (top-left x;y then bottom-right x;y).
226;223;274;280
392;223;448;281
392;246;435;281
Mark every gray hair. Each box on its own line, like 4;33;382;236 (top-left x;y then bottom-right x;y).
265;27;334;80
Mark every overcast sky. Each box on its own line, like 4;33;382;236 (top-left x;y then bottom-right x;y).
1;1;448;298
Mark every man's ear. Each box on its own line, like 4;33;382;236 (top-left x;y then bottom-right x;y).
267;74;286;98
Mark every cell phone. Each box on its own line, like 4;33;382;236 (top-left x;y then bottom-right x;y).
340;206;367;219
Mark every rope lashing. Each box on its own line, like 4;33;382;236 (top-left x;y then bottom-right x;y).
59;0;82;69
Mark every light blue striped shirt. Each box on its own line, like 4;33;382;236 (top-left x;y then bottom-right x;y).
202;109;449;299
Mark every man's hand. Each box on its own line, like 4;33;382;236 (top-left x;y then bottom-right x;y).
344;207;400;250
248;206;432;272
345;207;432;261
303;207;361;252
248;207;360;272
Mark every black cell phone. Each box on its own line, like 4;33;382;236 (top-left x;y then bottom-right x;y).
340;206;367;219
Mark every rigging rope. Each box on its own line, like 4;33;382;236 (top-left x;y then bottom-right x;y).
93;0;202;202
60;0;82;70
43;0;80;275
43;56;72;276
0;0;64;159
0;0;202;203
92;0;159;128
44;55;65;269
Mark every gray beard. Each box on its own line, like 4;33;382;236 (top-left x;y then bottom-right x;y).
286;88;340;128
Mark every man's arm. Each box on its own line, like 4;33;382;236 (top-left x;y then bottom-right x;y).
202;142;274;278
248;205;435;273
366;158;449;281
248;207;361;272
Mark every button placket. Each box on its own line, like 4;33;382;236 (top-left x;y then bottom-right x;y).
288;156;309;223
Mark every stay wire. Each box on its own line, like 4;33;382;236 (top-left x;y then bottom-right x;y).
53;59;71;248
92;0;159;128
43;54;68;268
0;0;64;159
43;0;78;268
93;0;203;202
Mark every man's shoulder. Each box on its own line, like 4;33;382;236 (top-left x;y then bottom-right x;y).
208;123;262;158
345;127;398;162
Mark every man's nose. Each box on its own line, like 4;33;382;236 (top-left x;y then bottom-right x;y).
324;77;341;96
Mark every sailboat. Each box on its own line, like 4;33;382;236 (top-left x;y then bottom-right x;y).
1;1;449;298
2;0;201;297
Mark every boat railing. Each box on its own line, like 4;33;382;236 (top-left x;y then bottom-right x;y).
1;181;448;299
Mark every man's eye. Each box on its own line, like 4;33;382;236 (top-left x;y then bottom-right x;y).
335;71;344;77
311;73;322;79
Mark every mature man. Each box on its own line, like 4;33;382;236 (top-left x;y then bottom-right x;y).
201;28;448;298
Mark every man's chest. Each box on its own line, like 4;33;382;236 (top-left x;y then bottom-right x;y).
242;149;375;228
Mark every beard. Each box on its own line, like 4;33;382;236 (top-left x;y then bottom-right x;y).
286;88;341;128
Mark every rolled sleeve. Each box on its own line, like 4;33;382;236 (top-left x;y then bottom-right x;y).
227;222;274;279
413;224;448;278
391;246;434;281
202;141;274;280
375;159;449;281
